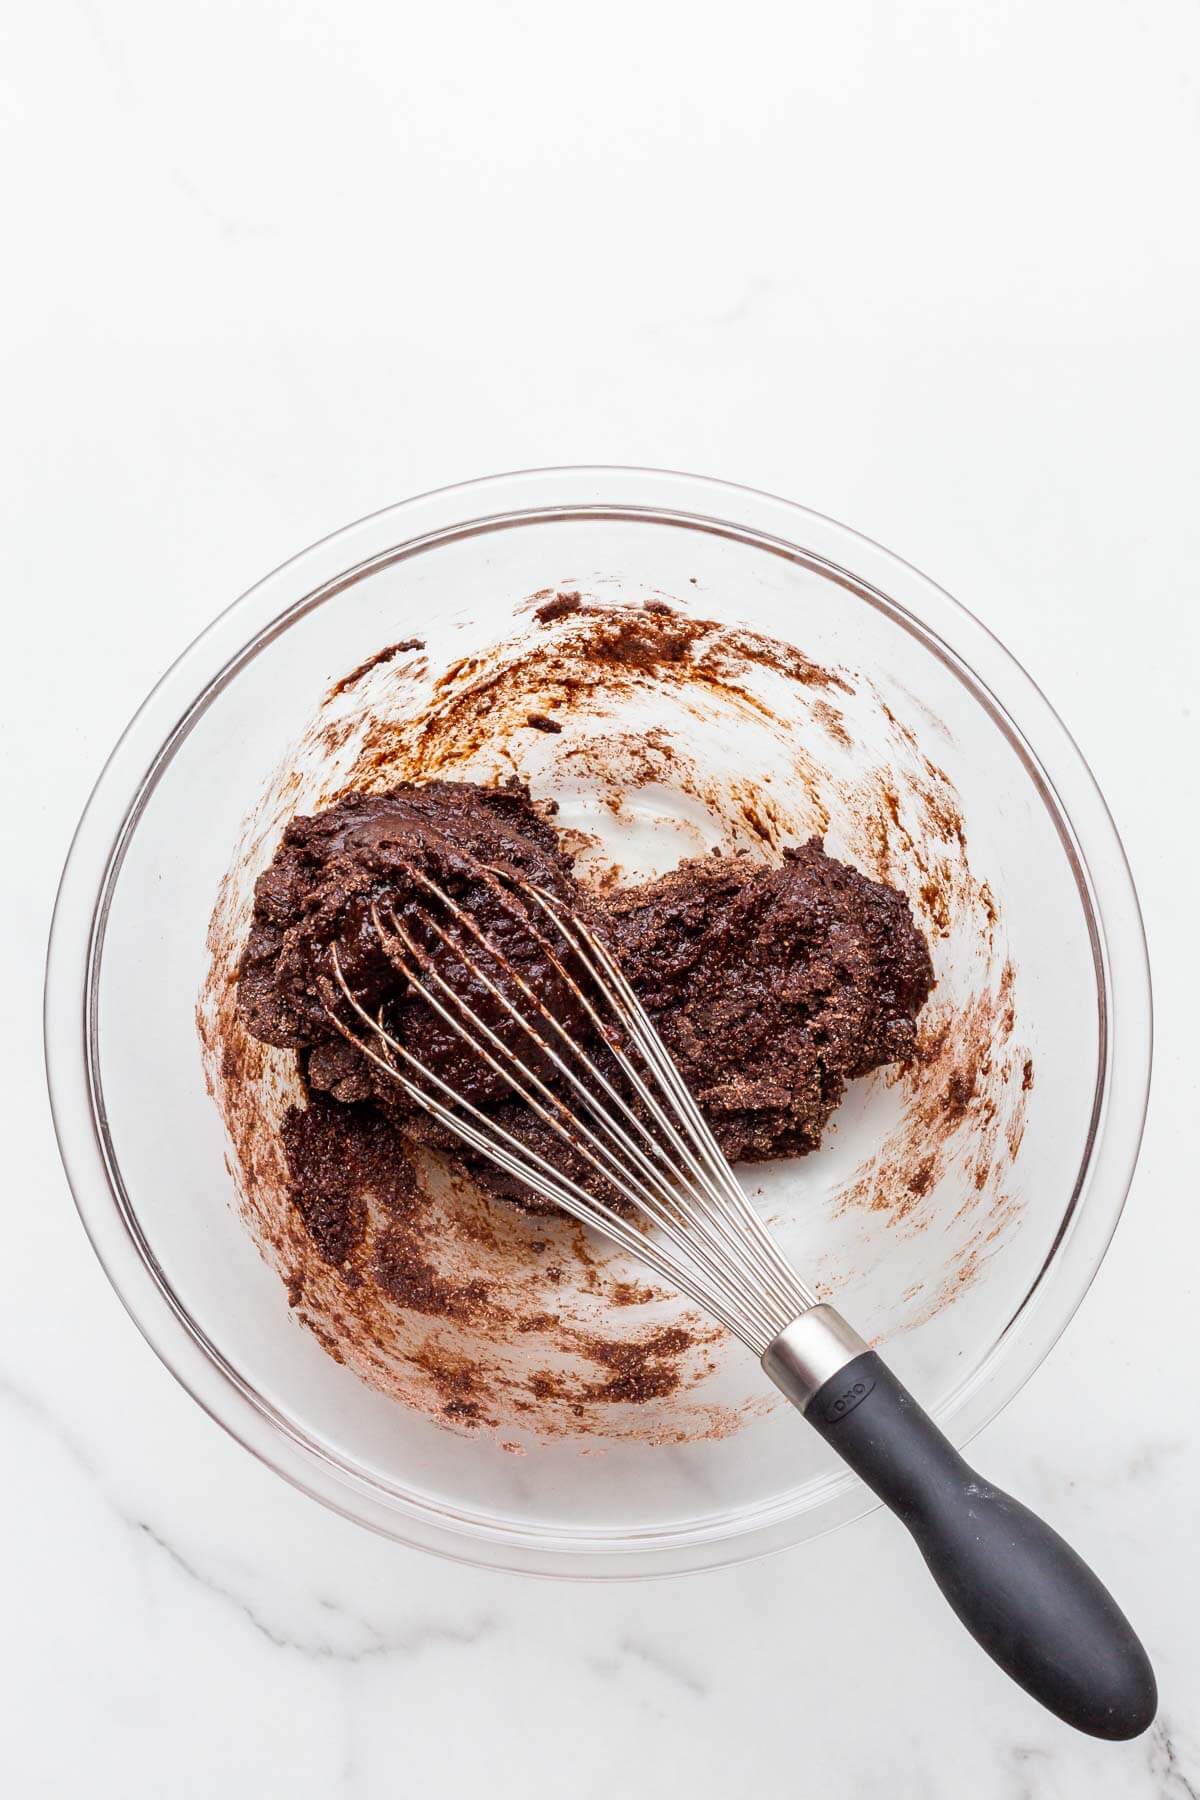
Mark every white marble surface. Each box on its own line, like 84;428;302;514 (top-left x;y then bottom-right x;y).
5;2;1200;1792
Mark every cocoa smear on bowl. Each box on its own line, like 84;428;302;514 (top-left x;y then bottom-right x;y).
198;590;1030;1448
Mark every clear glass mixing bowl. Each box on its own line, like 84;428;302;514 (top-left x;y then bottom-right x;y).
44;468;1150;1576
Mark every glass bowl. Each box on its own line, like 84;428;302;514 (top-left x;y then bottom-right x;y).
45;467;1150;1577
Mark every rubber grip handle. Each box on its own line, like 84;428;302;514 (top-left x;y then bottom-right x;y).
806;1352;1156;1740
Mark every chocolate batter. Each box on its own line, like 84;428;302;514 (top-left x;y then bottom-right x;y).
238;778;934;1240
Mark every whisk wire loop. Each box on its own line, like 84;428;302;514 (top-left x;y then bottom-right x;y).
323;863;817;1353
378;872;799;1333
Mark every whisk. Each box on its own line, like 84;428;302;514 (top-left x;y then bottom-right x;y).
327;863;1155;1741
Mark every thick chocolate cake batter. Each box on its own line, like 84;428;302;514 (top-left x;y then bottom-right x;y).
603;842;935;1163
238;778;933;1244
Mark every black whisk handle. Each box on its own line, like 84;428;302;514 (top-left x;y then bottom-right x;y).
764;1318;1156;1739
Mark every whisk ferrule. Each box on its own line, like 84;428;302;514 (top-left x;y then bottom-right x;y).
759;1305;870;1412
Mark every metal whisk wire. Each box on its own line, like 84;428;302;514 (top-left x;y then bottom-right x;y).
325;864;816;1354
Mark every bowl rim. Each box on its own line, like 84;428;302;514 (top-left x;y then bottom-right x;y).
44;465;1152;1578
